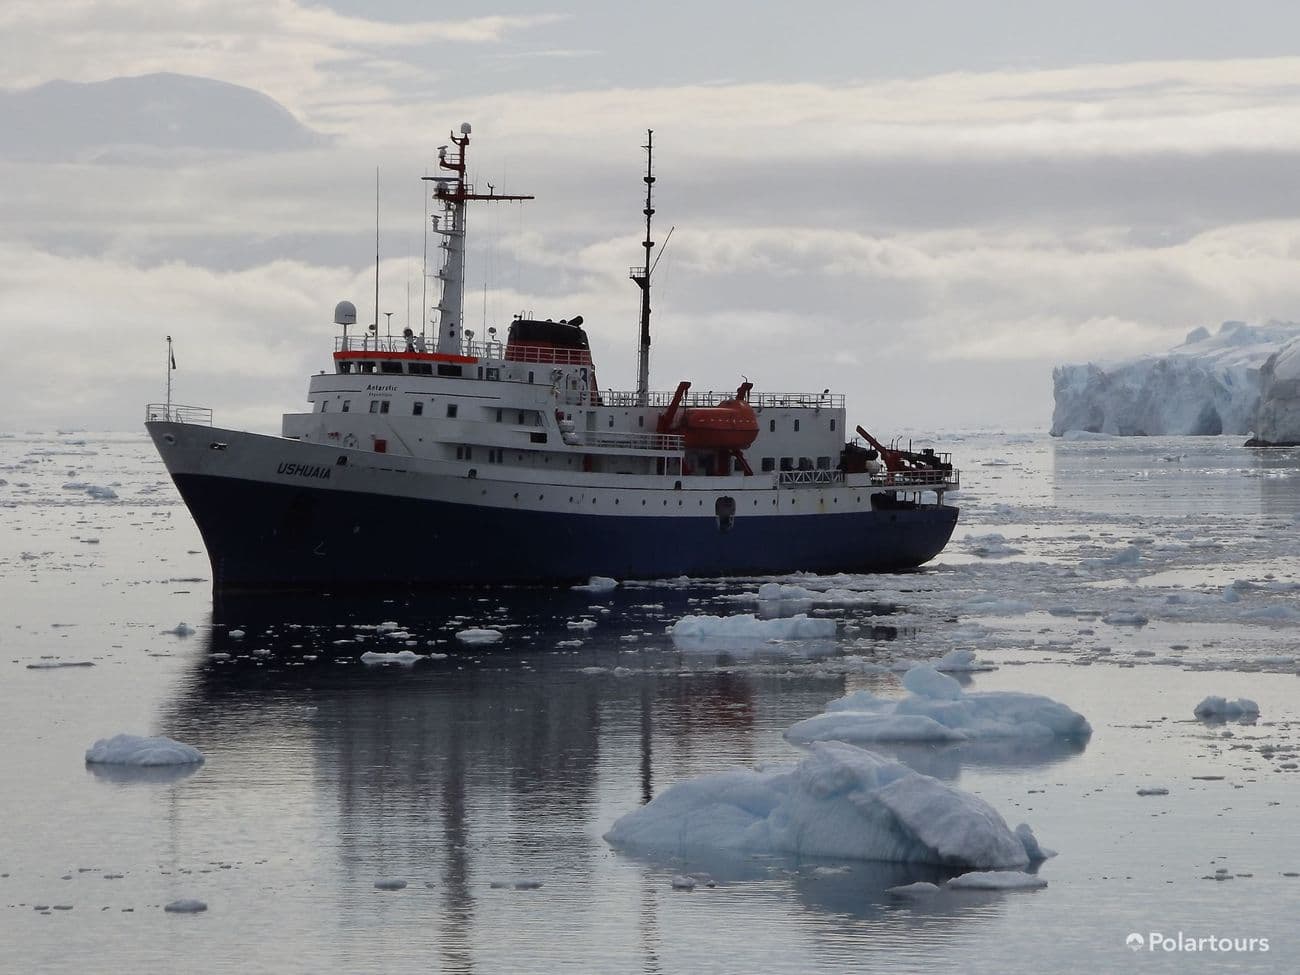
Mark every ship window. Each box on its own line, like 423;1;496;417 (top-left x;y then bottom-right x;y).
380;401;390;414
761;457;775;472
409;362;433;376
342;400;351;412
486;367;500;381
830;418;836;431
413;402;424;416
798;457;813;470
447;403;458;418
530;432;548;444
477;367;483;379
794;419;801;432
638;416;645;428
817;456;831;469
358;362;376;374
369;401;380;413
456;446;473;460
780;457;793;471
437;364;463;377
320;401;329;413
528;371;534;383
380;361;403;374
608;416;615;428
338;362;352;374
769;419;776;433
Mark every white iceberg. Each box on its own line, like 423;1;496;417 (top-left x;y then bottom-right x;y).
669;613;836;645
786;665;1091;745
1052;320;1300;436
571;576;619;593
85;734;204;766
360;650;425;665
455;628;502;644
946;870;1047;891
1193;696;1260;719
604;740;1036;869
1251;336;1300;445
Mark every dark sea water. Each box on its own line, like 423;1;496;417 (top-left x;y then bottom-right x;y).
2;431;1298;973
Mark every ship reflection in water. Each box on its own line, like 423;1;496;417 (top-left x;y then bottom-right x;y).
154;588;1045;970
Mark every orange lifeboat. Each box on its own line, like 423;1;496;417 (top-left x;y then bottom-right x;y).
679;399;759;449
658;380;759;450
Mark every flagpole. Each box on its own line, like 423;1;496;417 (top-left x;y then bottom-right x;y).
166;335;173;419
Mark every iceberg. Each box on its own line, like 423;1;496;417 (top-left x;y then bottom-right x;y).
1251;337;1300;445
604;740;1037;869
85;733;205;766
1193;696;1260;720
1051;321;1300;436
669;613;837;644
786;665;1092;745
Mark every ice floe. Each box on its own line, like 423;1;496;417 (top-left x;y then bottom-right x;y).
85;734;205;766
946;870;1047;891
605;740;1037;869
670;613;837;646
455;628;502;644
785;665;1091;746
572;576;619;593
163;899;208;913
168;622;196;636
1193;696;1260;720
360;650;426;665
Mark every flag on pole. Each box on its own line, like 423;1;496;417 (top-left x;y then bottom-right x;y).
167;335;176;370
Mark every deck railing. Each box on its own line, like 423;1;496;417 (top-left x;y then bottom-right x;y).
570;430;685;452
601;389;845;409
145;404;213;425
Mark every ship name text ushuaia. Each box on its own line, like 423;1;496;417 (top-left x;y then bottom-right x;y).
147;123;959;591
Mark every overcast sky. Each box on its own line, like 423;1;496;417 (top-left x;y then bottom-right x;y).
4;0;1300;434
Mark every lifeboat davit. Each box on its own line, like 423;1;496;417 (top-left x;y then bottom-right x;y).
659;380;759;450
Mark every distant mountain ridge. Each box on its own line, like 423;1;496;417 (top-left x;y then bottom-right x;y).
0;73;326;161
1050;321;1300;437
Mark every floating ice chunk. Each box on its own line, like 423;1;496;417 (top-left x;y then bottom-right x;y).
489;879;544;890
85;734;204;766
62;481;117;500
168;622;195;636
572;576;619;593
670;875;696;890
933;649;996;672
360;650;425;665
26;660;95;669
887;881;942;897
902;665;963;701
788;668;1091;745
1193;696;1260;719
163;899;207;913
947;870;1047;891
605;741;1032;868
1137;786;1170;796
1102;612;1148;627
566;619;598;630
1222;586;1242;604
955;595;1033;615
373;879;407;890
455;628;502;644
967;533;1023;558
1014;823;1055;861
670;614;836;644
228;630;245;639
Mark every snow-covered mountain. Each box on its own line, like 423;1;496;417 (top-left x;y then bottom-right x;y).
1050;321;1300;437
1252;337;1300;446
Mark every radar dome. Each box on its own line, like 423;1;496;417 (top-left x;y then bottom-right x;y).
334;300;357;326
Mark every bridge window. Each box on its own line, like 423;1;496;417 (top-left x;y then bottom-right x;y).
446;403;458;418
816;456;831;469
380;361;403;375
358;362;376;374
338;362;352;374
456;446;473;460
798;457;813;470
412;402;424;416
437;364;463;377
409;362;433;376
342;400;351;412
779;457;793;471
761;457;775;472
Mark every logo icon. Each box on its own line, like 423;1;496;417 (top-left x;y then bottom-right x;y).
1126;933;1145;951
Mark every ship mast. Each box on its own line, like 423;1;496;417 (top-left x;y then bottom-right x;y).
423;123;533;354
630;130;655;406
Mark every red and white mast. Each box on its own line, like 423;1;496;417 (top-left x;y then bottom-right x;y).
423;124;533;354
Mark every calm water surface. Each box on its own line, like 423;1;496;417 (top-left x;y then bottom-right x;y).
2;432;1298;973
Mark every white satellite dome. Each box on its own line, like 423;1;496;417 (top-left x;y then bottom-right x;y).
334;300;357;326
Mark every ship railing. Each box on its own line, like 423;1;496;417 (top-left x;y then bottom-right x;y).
145;403;213;425
778;469;845;487
869;468;960;488
504;346;593;365
601;389;846;409
568;430;686;452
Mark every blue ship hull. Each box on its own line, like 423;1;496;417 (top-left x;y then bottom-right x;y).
171;473;959;591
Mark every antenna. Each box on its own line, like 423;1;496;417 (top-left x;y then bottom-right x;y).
630;129;655;406
421;176;429;341
373;167;380;348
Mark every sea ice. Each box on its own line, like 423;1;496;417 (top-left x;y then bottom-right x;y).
946;870;1047;891
1137;787;1170;796
933;649;995;672
360;650;425;665
374;879;407;890
1193;696;1260;720
786;665;1091;745
85;734;205;766
669;614;837;644
604;740;1034;869
228;629;246;639
168;622;196;636
455;628;503;644
163;899;208;913
887;881;942;897
572;576;619;593
1014;823;1055;861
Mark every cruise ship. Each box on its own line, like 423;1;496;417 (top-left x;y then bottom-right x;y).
147;124;959;591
